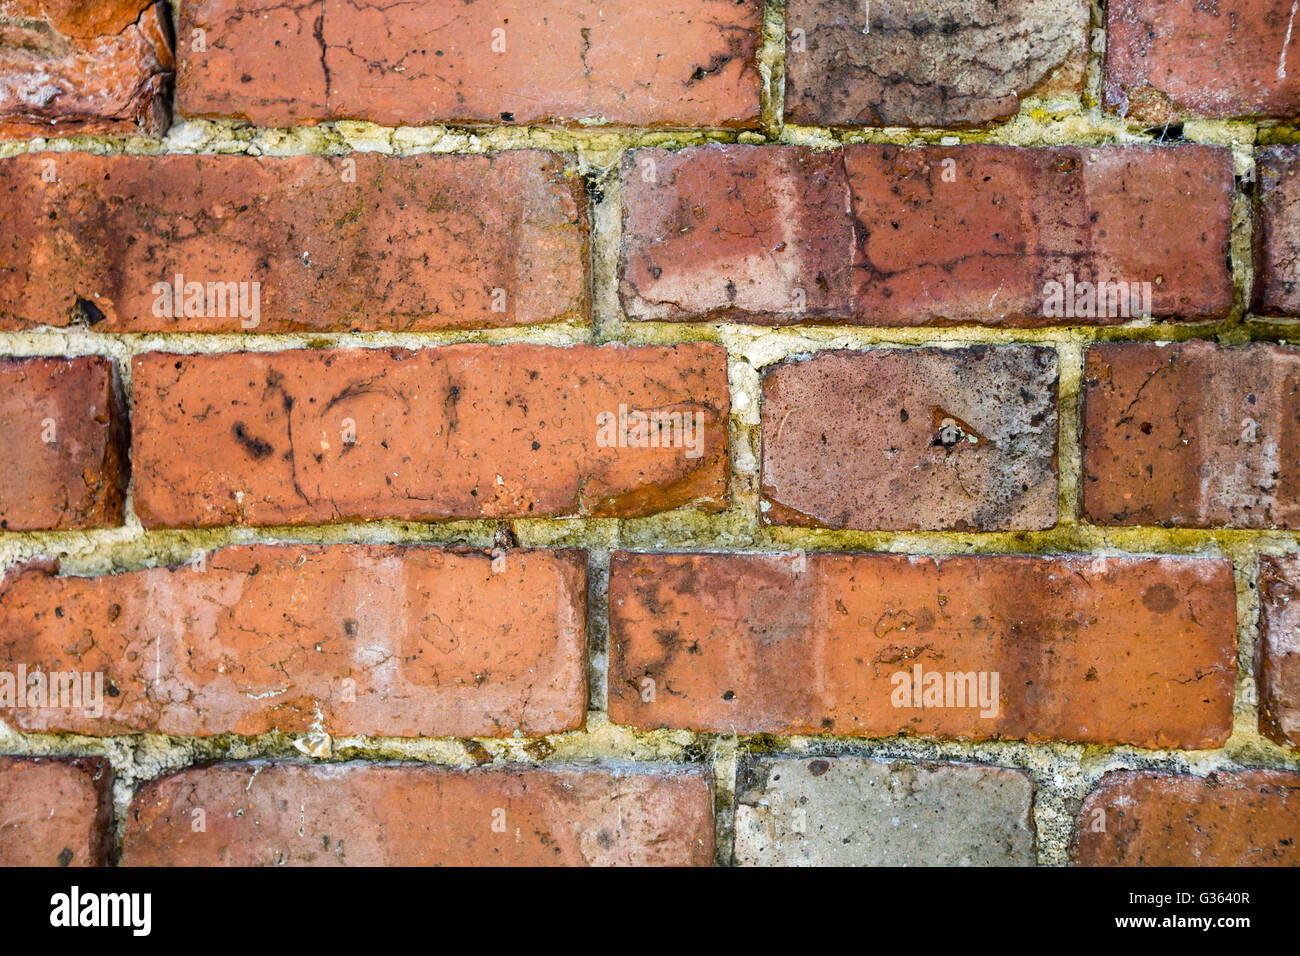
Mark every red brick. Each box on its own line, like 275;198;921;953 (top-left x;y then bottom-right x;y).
620;144;1234;326
0;151;588;332
177;0;761;129
1258;555;1300;750
1253;146;1300;317
0;544;586;738
1072;770;1300;866
1082;342;1300;528
608;552;1236;747
761;346;1059;531
0;756;112;866
0;356;127;531
0;0;173;138
1105;0;1300;121
132;344;729;528
785;0;1088;127
123;762;715;866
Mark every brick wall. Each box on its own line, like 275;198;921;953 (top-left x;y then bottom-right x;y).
0;0;1299;868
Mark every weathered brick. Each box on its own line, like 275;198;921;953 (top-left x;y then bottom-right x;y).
0;756;112;866
1257;555;1300;750
785;0;1088;128
132;344;729;528
620;144;1234;325
0;356;127;531
1072;771;1300;866
0;0;173;138
124;762;715;866
608;552;1236;747
735;757;1035;866
1082;342;1300;528
761;346;1058;531
177;0;761;129
0;151;588;332
1105;0;1300;121
1253;146;1300;317
0;544;586;737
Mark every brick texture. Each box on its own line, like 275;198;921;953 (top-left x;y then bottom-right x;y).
177;0;762;129
0;0;173;138
1105;0;1300;122
123;762;715;866
784;0;1089;128
131;344;730;528
619;144;1234;326
0;151;588;332
3;0;1298;873
1253;145;1300;317
0;544;587;737
1072;771;1300;866
1258;555;1300;750
0;356;128;531
0;756;112;867
1082;342;1300;528
761;346;1059;531
608;552;1236;748
735;757;1035;866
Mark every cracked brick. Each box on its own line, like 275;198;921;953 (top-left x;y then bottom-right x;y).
1082;342;1300;528
619;144;1234;326
177;0;762;128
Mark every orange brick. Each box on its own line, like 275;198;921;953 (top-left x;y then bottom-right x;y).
1257;555;1300;750
609;552;1236;748
0;756;112;867
1073;771;1300;866
1106;0;1300;121
0;356;128;531
620;144;1233;325
124;762;715;866
177;0;762;128
0;0;173;138
0;544;587;738
1082;342;1300;528
131;344;730;528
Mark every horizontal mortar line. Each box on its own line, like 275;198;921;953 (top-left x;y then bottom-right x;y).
3;727;1297;769
0;322;1293;357
5;526;1300;571
0;116;1267;159
0;326;599;354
